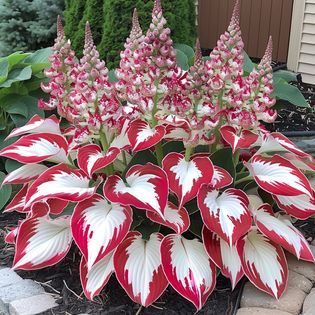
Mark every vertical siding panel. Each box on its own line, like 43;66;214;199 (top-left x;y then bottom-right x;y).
278;0;294;62
269;0;283;60
241;0;253;52
218;0;229;39
209;0;221;48
247;0;262;57
257;0;272;57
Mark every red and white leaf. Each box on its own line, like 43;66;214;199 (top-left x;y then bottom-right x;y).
162;152;213;207
80;252;114;300
146;201;190;234
236;228;288;299
13;202;72;270
202;227;244;289
5;223;21;244
198;186;251;245
0;133;69;164
273;193;315;220
210;166;233;189
4;184;29;213
160;234;216;310
46;199;69;215
114;231;168;307
247;154;313;197
220;126;258;153
6;115;61;140
25;164;96;207
127;119;165;152
77;144;120;177
104;163;168;217
257;132;310;158
164;124;190;141
72;194;132;270
253;204;315;262
110;119;131;150
3;164;48;185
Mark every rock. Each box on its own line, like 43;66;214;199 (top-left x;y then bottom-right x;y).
303;288;315;314
286;253;315;282
287;270;313;293
310;245;315;258
8;294;57;315
0;300;9;315
237;307;293;315
0;269;23;288
241;282;306;315
0;280;44;304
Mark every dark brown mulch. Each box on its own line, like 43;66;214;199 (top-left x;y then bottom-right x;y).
268;80;315;133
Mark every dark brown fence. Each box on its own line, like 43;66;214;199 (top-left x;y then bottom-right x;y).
197;0;294;62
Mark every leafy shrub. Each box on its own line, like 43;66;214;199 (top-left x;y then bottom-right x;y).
64;0;196;68
0;0;64;56
1;0;314;311
0;47;51;210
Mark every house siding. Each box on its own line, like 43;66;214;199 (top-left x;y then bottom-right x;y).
287;0;315;85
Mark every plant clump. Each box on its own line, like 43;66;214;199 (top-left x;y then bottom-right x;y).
1;0;314;311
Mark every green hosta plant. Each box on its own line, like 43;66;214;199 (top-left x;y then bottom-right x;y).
0;47;51;210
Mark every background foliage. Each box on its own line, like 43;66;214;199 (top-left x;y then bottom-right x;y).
64;0;197;68
0;47;52;208
0;0;64;56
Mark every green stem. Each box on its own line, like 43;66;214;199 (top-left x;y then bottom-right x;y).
233;149;240;166
151;82;164;166
185;146;194;161
122;151;127;166
99;129;114;175
235;175;253;185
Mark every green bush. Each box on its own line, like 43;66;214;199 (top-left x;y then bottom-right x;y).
64;0;197;68
0;0;64;56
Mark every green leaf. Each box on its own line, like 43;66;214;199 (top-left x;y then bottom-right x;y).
175;49;189;71
2;94;29;117
0;133;15;150
189;211;203;237
0;171;12;211
273;70;297;83
5;52;31;71
135;218;160;240
108;69;118;82
210;148;236;181
184;199;199;214
243;51;254;74
272;82;309;107
122;150;157;178
0;66;32;88
0;59;9;84
22;47;52;73
174;43;195;60
162;141;184;155
5;159;23;173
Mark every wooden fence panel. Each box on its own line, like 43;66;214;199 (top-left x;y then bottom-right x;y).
198;0;294;62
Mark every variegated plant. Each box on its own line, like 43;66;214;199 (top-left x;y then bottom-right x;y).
1;0;315;310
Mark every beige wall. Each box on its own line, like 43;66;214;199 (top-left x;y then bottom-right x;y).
287;0;315;85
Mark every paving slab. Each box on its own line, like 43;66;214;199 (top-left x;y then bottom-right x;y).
241;282;306;315
237;307;293;315
9;294;57;315
303;288;315;314
0;269;23;288
286;253;315;282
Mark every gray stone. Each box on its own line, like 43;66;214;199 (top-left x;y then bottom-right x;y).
237;307;293;315
310;245;315;258
9;294;57;315
303;288;315;314
0;269;22;288
287;270;313;293
0;299;8;315
292;137;315;154
0;280;44;304
241;282;306;315
286;253;315;282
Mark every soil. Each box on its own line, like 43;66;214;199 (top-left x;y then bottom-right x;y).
268;80;315;133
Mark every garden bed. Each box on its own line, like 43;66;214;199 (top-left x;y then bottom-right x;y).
1;211;314;315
